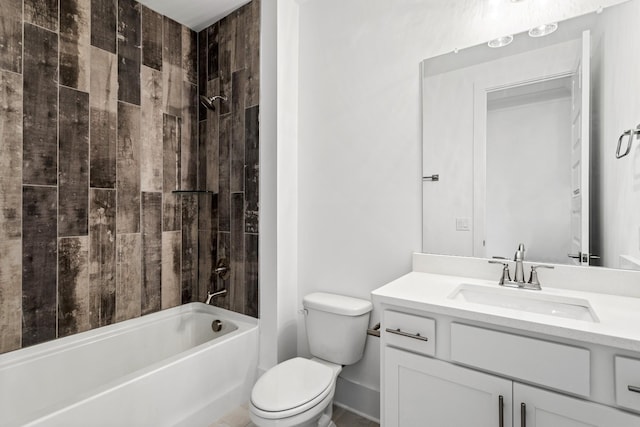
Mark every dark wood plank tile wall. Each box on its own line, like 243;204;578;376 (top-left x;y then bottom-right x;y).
198;0;260;317
161;230;181;309
117;0;141;106
0;0;209;355
24;0;58;31
22;186;58;346
0;71;22;241
60;0;91;92
58;87;90;237
89;188;117;329
90;0;116;54
116;101;141;233
89;46;118;188
23;23;58;186
181;195;199;303
0;0;23;73
162;113;182;231
218;115;231;232
141;6;163;71
141;67;164;192
245;105;260;234
58;236;90;337
0;0;259;355
0;70;22;352
142;192;162;314
116;233;142;322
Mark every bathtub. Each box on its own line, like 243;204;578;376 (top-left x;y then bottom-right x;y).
0;303;258;427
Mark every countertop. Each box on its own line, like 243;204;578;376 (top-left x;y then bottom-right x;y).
372;271;640;353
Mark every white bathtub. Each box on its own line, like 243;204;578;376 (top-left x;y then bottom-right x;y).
0;303;258;427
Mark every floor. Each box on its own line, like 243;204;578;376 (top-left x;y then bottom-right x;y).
209;404;380;427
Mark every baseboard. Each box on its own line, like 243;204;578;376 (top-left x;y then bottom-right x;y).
333;376;380;423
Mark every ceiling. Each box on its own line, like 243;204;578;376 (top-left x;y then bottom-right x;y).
137;0;251;31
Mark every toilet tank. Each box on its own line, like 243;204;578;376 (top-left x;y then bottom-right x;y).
303;293;373;365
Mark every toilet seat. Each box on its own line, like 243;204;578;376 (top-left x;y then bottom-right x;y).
251;358;335;419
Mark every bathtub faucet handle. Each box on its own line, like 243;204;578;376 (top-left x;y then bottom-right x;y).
214;258;230;280
205;289;227;305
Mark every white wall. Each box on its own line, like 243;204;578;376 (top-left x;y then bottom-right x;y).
282;0;629;419
275;0;301;363
258;0;278;371
592;0;640;269
259;0;303;374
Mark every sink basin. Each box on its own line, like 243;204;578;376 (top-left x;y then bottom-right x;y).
449;284;599;322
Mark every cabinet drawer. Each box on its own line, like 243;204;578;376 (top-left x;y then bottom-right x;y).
383;310;435;356
615;356;640;413
451;323;590;396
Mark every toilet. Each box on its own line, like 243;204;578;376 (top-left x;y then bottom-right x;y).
249;292;373;427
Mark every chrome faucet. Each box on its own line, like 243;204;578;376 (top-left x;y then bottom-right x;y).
488;243;555;290
205;289;227;305
513;243;526;284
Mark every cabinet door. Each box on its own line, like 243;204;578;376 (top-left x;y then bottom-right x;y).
514;383;640;427
384;346;512;427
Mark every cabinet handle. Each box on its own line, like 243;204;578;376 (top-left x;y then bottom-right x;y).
521;402;526;427
385;328;429;341
498;395;504;427
629;385;640;394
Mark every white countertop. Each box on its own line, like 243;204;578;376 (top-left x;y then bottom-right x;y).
372;270;640;353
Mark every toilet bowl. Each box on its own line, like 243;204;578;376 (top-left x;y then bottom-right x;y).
249;293;372;427
249;357;341;427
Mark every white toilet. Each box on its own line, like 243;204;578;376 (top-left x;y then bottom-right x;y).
249;292;373;427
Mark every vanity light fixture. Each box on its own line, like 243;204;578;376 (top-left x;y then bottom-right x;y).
528;22;559;37
487;35;514;48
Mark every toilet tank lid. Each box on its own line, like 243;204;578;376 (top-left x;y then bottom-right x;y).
303;293;373;316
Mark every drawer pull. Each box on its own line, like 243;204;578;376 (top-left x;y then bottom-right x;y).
521;402;526;427
628;385;640;394
385;327;429;341
498;395;504;427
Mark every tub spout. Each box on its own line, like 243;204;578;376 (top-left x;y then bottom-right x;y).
205;290;227;305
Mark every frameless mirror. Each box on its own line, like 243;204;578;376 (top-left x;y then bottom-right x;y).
421;0;640;269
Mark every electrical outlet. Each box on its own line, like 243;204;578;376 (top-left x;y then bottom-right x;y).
456;217;470;232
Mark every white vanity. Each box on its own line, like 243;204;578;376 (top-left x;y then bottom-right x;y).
373;254;640;427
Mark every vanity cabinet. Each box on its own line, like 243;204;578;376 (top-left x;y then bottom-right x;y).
381;310;640;427
384;347;512;427
384;346;640;427
514;383;640;427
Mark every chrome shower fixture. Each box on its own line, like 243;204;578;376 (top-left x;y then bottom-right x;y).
200;95;228;110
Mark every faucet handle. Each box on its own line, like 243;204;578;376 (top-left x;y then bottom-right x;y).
488;260;512;285
528;264;555;288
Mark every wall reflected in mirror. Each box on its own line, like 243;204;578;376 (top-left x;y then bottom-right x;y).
421;0;640;270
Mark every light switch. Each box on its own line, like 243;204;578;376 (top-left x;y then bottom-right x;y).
456;217;470;231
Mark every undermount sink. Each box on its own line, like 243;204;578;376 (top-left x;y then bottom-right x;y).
448;284;599;322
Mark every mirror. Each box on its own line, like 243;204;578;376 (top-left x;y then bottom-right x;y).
421;0;640;270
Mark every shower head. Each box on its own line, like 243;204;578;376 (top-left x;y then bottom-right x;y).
200;95;228;111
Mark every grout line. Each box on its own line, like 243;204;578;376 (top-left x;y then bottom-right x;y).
23;20;58;34
86;0;93;335
22;184;58;188
114;0;120;325
15;0;26;351
56;0;61;340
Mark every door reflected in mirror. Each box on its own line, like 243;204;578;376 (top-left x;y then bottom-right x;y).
421;0;640;270
485;77;573;264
